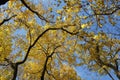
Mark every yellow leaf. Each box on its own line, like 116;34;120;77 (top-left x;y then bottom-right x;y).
93;35;99;40
0;47;3;52
8;1;13;8
81;24;87;29
117;10;120;16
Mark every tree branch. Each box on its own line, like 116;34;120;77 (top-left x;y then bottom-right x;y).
20;0;53;23
0;15;17;26
0;0;9;5
96;61;115;80
0;63;9;66
46;69;56;80
4;58;18;80
94;6;120;15
41;45;61;80
11;27;79;80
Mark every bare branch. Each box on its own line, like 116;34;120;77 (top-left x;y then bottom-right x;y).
0;0;9;5
94;6;120;15
96;62;115;80
41;45;61;80
46;69;56;80
17;27;78;65
10;27;79;80
20;0;53;23
0;63;9;66
0;15;17;26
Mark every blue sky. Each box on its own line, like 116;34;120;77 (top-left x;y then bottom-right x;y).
4;0;120;80
75;66;119;80
40;0;120;80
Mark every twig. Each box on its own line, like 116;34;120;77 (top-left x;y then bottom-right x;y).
20;0;54;23
0;15;17;26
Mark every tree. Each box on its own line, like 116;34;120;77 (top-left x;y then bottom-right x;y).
0;0;9;5
0;0;120;80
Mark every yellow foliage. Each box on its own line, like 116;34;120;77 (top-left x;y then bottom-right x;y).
8;0;15;8
117;10;120;16
81;23;87;29
24;61;41;73
0;27;11;62
0;0;120;80
93;35;99;40
0;76;7;80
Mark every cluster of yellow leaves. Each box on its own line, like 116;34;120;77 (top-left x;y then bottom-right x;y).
24;61;41;73
0;27;12;62
0;68;12;80
117;10;120;16
77;31;120;75
81;22;93;29
8;0;15;8
49;64;81;80
59;64;81;80
96;0;104;7
62;0;82;14
23;61;42;80
0;76;7;80
0;0;120;79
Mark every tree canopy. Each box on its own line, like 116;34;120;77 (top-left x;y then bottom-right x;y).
0;0;120;80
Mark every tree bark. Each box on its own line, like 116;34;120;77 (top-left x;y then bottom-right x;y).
12;64;18;80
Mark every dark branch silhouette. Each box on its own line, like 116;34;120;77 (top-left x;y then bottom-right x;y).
92;4;120;15
0;15;17;26
0;0;9;5
95;44;119;80
94;7;120;15
11;27;79;80
20;0;54;23
41;45;61;80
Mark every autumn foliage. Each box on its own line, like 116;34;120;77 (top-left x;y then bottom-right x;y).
0;0;120;80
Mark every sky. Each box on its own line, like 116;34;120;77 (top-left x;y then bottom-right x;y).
1;0;119;80
34;0;120;80
15;0;120;80
48;0;120;80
